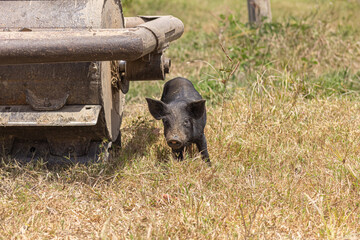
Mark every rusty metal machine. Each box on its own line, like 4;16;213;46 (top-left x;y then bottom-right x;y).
0;0;184;162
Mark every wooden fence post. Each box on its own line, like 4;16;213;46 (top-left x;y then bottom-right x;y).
247;0;272;24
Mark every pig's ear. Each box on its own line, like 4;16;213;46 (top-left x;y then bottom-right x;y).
146;98;169;120
187;99;206;119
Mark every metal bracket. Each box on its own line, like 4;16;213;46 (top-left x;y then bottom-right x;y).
121;52;171;81
26;89;69;111
118;60;130;94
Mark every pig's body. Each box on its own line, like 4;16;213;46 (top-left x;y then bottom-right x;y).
146;77;210;163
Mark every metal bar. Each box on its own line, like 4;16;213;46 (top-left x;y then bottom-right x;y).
0;16;184;65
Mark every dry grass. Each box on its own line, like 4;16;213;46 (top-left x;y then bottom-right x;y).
2;0;360;239
1;91;360;239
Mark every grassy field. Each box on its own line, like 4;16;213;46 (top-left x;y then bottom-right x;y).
1;0;360;239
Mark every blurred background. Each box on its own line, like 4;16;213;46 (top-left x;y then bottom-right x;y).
122;0;360;104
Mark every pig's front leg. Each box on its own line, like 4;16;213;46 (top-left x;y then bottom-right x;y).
196;135;210;164
172;147;184;161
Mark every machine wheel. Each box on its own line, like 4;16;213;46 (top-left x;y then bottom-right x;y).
99;0;126;142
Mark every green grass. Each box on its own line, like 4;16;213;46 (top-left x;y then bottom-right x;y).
124;0;360;103
1;0;360;239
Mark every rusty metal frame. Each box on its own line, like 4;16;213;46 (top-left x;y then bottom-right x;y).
0;0;185;161
0;16;184;65
0;105;101;127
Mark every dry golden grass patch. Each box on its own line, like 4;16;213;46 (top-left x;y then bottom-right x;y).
1;91;360;239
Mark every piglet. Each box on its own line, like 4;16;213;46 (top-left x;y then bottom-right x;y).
146;77;210;163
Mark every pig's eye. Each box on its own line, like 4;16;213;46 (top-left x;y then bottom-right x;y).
183;119;191;127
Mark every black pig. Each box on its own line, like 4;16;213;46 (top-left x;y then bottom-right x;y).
146;77;210;163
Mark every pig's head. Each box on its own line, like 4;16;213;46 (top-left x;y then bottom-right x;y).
146;98;206;150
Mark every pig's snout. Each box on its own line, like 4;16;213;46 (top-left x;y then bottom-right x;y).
167;137;183;150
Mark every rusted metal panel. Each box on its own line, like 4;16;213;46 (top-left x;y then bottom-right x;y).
0;105;101;127
0;125;107;158
0;125;106;142
0;62;101;105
